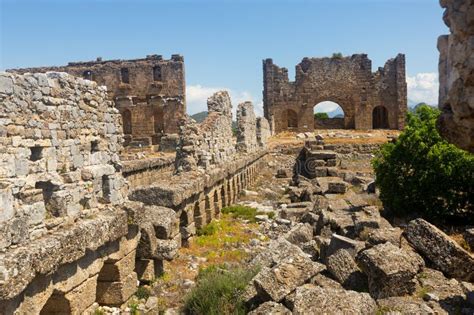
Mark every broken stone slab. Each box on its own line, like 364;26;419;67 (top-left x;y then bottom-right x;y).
327;180;349;194
417;268;467;312
289;284;377;314
284;223;313;245
250;238;307;269
299;240;319;260
326;249;368;292
366;226;403;247
325;233;365;259
404;218;474;282
253;254;325;302
248;301;291;315
309;273;343;289
357;242;424;299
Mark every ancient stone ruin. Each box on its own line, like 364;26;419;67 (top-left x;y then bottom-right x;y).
263;54;407;133
8;54;186;149
0;70;270;313
437;0;474;152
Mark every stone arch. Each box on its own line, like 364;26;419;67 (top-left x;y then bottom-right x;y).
220;186;226;208
153;106;164;134
313;101;346;129
180;210;189;227
40;291;71;315
213;190;220;215
372;106;389;129
227;181;232;205
286;109;298;129
205;194;212;223
121;109;132;135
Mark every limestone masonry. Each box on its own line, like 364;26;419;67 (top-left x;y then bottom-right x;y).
8;54;186;148
263;54;407;133
0;70;269;314
437;0;474;152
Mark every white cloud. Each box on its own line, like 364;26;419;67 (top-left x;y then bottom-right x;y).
186;84;263;117
406;73;439;106
314;101;341;113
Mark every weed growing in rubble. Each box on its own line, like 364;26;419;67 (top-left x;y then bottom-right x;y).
221;205;259;222
183;265;259;315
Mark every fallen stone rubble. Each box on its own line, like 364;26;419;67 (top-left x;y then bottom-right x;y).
242;137;474;314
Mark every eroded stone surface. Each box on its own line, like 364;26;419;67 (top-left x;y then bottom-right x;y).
405;218;474;281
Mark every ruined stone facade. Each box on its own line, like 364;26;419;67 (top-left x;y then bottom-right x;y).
8;54;186;148
263;54;407;133
0;71;270;313
437;0;474;152
0;72;136;313
175;91;236;172
175;91;270;173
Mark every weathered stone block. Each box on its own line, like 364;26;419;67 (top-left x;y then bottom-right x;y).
327;181;349;194
405;218;474;282
254;254;325;302
290;284;377;314
357;242;424;298
98;250;136;282
326;249;368;291
96;272;138;306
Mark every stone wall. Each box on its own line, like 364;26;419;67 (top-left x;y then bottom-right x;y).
0;72;139;312
236;101;259;152
0;72;127;250
175;91;236;172
263;54;407;133
8;54;186;147
437;0;474;152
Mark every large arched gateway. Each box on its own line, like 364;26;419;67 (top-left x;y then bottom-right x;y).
263;54;407;133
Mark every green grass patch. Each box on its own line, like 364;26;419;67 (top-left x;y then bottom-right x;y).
222;205;258;222
197;220;220;236
183;265;259;315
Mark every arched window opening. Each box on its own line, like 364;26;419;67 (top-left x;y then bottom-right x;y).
372;106;389;129
287;109;298;129
40;291;71;315
122;110;132;135
313;101;345;129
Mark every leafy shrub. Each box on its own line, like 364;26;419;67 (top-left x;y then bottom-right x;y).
314;112;329;120
184;265;259;315
332;52;343;59
222;205;258;222
197;221;220;236
372;105;474;222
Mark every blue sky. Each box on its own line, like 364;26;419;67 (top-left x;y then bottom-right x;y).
1;0;447;115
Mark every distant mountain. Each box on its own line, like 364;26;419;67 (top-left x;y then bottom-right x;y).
191;111;208;123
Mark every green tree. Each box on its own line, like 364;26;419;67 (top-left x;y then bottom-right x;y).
314;112;329;120
372;105;473;222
